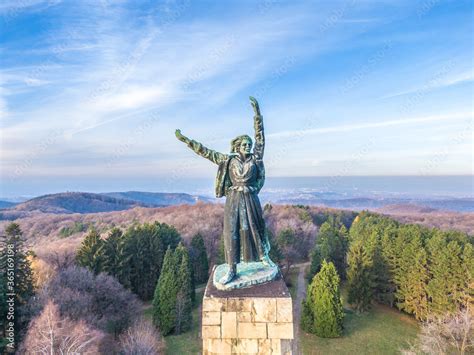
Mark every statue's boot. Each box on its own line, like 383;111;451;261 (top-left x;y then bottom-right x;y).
219;264;237;284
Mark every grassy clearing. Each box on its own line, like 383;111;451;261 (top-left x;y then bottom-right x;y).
300;285;419;355
162;291;203;355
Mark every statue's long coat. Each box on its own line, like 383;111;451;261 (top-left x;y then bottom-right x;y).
185;114;269;264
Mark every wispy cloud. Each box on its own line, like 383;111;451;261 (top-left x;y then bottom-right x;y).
268;113;472;139
381;70;474;99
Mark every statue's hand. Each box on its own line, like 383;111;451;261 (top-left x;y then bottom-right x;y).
249;96;261;116
175;129;188;143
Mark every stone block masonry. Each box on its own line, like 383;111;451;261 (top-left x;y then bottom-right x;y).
202;267;293;355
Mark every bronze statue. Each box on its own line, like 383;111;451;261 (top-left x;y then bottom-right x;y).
175;97;276;288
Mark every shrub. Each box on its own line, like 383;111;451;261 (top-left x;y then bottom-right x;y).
119;319;165;355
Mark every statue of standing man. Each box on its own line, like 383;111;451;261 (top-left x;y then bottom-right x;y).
175;97;277;290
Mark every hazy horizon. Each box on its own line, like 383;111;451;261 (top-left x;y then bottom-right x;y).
2;175;472;201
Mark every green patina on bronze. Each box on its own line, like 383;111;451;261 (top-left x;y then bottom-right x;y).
175;96;278;290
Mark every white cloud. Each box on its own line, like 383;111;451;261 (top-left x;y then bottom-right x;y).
381;70;474;99
268;113;473;139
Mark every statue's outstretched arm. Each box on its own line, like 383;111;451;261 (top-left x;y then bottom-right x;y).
249;96;264;159
175;129;227;165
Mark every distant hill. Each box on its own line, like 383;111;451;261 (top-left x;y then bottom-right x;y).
4;192;147;215
102;191;213;206
377;204;438;214
261;192;473;213
0;200;17;209
0;191;214;220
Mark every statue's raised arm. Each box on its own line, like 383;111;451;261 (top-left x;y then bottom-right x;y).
249;96;264;159
175;129;227;165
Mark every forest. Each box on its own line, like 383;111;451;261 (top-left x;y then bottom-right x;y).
0;204;472;354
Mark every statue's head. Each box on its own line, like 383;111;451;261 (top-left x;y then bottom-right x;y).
231;134;253;155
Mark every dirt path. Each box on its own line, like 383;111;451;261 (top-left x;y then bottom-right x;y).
293;264;307;355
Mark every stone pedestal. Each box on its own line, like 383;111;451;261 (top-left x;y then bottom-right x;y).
202;268;294;354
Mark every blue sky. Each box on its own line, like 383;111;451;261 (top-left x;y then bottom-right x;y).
0;0;472;197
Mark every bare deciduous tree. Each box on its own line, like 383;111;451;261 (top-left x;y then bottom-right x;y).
22;301;104;354
119;318;165;355
403;308;473;355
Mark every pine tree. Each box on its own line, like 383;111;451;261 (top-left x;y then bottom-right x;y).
102;228;126;279
152;244;193;336
396;230;429;320
316;221;347;279
347;241;374;312
175;244;192;334
153;248;177;335
190;234;209;285
122;223;178;300
427;232;452;315
318;222;334;263
0;223;35;350
378;225;398;306
76;229;104;274
307;245;321;282
302;260;344;337
335;224;349;279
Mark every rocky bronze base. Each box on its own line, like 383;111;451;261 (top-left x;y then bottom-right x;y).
213;261;279;291
202;268;293;354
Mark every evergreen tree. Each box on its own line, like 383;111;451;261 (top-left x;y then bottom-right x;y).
76;229;104;274
300;299;314;333
350;212;473;318
301;260;344;337
277;228;298;275
189;234;209;285
175;244;193;334
122;222;181;300
461;243;474;307
102;228;127;279
347;241;373;312
315;221;347;279
152;244;193;336
318;222;334;263
0;223;35;351
378;225;398;306
307;245;321;282
395;230;429;320
152;248;177;335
